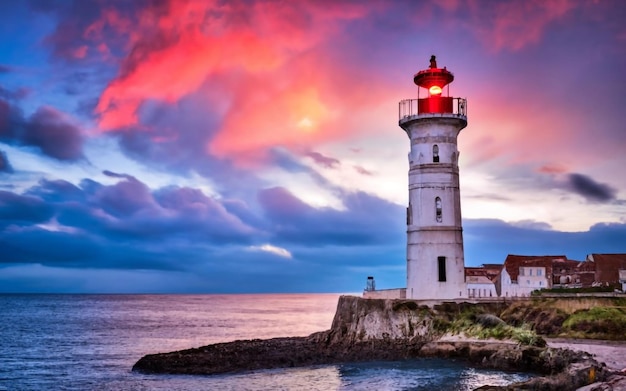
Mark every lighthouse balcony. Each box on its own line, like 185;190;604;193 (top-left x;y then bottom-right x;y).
399;97;467;126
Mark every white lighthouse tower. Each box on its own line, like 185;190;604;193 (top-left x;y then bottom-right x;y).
399;56;468;300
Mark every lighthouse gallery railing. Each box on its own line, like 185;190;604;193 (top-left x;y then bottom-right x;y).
398;97;467;121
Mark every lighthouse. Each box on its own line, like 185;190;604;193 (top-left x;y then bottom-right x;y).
398;56;468;300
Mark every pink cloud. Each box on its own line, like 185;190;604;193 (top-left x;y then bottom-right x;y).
467;0;577;52
72;45;88;59
354;165;374;176
305;151;341;169
537;164;568;174
93;1;367;132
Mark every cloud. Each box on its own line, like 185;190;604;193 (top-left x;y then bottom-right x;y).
353;165;373;176
0;65;12;73
23;106;85;161
0;86;30;101
0;99;20;139
0;190;54;227
464;218;626;264
465;0;577;52
566;173;617;203
0;99;85;161
0;150;12;173
248;244;292;259
0;168;409;292
537;164;568;174
257;186;404;246
305;151;340;169
47;0;392;169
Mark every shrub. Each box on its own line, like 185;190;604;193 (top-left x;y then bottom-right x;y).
562;307;626;339
475;313;506;328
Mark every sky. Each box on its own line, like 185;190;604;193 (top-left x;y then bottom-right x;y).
0;0;625;293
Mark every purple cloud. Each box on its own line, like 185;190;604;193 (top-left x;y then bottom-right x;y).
353;165;373;176
566;173;617;203
0;191;54;227
258;186;404;246
0;99;19;139
0;150;12;173
0;86;30;101
23;106;84;161
464;219;626;264
0;99;85;161
305;151;341;169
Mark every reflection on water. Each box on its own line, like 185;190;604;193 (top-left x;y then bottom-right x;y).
0;294;531;390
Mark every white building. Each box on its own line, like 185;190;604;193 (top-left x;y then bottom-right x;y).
466;267;499;299
497;255;558;297
398;56;468;300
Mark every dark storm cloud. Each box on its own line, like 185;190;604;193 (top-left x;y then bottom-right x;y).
0;99;20;139
0;150;12;173
23;106;84;161
110;97;267;199
0;174;259;269
0;191;54;226
258;186;404;246
30;0;145;62
0;168;406;275
0;99;85;161
26;179;85;203
0;86;29;101
463;219;626;264
566;173;617;203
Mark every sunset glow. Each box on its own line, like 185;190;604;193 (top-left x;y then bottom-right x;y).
0;0;625;293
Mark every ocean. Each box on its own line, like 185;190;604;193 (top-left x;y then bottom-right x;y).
0;294;530;390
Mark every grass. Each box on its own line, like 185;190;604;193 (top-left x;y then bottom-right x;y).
532;286;618;295
436;310;546;346
561;307;626;339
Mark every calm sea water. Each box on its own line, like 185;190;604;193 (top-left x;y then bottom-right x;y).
0;294;530;390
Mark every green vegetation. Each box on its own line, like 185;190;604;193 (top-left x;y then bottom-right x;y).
532;286;616;295
500;302;568;336
429;297;626;342
562;307;626;340
435;310;546;347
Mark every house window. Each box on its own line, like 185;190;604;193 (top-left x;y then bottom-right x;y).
433;145;440;163
435;197;442;223
529;269;533;276
537;269;542;276
527;280;530;285
438;256;446;282
539;281;543;286
520;268;524;276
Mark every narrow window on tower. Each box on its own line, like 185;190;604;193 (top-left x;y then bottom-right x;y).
438;256;447;282
433;145;440;163
435;197;442;222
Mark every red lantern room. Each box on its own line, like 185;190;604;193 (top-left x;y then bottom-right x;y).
414;55;455;114
398;56;467;121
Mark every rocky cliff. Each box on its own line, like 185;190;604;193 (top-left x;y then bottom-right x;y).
133;296;613;390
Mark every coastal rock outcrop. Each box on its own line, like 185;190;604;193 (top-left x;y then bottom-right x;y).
133;296;611;390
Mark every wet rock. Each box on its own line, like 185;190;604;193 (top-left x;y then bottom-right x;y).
132;295;612;390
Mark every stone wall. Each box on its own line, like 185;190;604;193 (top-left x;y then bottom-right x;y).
362;288;406;299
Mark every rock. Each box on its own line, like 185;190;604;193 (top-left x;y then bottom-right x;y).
131;295;612;390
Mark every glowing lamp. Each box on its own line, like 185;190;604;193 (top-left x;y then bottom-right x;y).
429;86;442;95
